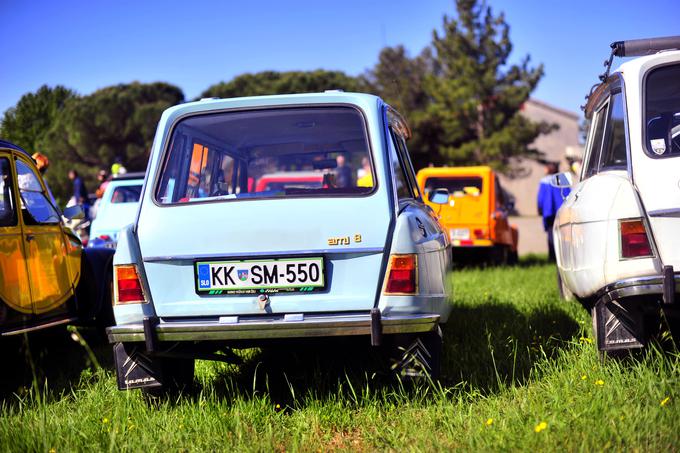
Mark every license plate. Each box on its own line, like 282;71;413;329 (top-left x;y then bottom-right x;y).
195;257;325;295
449;228;470;240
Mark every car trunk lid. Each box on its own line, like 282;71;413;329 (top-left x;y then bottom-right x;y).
137;197;390;317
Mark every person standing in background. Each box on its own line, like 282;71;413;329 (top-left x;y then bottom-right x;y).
334;154;352;188
68;169;90;219
537;162;570;262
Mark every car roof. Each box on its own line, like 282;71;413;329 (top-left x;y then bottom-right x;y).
107;177;144;188
259;171;325;179
111;171;146;181
417;166;492;177
166;91;381;118
0;139;32;158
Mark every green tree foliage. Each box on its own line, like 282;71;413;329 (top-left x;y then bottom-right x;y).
421;0;555;172
43;82;184;202
0;85;76;152
201;70;365;98
362;46;437;169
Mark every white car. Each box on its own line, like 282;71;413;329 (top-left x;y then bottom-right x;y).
553;36;680;355
89;173;144;249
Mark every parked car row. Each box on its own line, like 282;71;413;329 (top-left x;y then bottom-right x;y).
3;35;678;395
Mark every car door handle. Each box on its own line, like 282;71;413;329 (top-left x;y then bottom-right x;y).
25;234;35;242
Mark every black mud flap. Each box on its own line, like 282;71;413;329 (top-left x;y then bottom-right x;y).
113;343;163;390
390;326;443;379
594;300;644;351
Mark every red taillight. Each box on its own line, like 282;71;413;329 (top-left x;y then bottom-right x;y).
620;219;653;258
384;254;417;294
99;234;111;241
114;265;147;304
473;228;486;239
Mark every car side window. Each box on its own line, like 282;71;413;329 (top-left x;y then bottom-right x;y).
0;158;17;227
15;159;60;225
645;63;680;157
391;131;421;199
387;129;413;200
583;102;608;179
600;92;628;170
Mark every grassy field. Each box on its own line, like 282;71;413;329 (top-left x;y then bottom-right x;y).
1;258;678;451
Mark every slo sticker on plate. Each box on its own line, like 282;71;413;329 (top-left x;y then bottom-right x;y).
195;257;325;295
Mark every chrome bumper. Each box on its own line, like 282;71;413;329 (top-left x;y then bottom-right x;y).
107;312;440;343
599;268;679;304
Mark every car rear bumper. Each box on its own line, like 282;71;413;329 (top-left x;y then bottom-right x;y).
599;266;679;305
106;312;440;343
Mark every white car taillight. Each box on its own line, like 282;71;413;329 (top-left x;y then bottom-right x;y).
620;219;653;259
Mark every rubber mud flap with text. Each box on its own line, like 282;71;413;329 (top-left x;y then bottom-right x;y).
113;342;163;390
594;300;644;351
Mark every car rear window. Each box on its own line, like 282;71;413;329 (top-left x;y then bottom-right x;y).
110;185;142;203
155;107;375;204
645;63;680;158
424;176;483;199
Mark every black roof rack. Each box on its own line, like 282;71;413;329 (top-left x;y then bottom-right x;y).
583;35;680;111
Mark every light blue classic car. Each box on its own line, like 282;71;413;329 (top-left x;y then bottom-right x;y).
107;92;452;393
88;173;144;249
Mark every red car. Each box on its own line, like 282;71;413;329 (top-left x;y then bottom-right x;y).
255;171;324;192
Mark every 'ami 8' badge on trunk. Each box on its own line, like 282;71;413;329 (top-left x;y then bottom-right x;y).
195;257;325;295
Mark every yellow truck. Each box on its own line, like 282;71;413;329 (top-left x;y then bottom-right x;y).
417;166;518;264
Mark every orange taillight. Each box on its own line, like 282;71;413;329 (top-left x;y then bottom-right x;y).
620;219;653;259
384;254;417;294
114;264;147;304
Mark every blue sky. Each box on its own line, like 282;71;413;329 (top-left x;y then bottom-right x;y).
1;0;677;117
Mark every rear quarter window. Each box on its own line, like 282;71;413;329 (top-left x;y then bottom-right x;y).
645;63;680;158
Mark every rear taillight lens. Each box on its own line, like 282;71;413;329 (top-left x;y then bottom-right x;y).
114;264;147;304
473;228;486;239
384;254;417;294
620;219;653;259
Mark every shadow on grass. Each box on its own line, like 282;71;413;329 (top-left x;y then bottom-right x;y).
442;300;580;392
202;300;581;405
206;337;395;406
0;326;113;404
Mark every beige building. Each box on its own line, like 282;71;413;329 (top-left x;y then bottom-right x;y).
498;99;582;254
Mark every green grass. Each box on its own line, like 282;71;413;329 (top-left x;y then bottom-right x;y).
1;259;678;451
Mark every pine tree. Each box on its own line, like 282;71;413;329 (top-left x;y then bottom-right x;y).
422;0;555;172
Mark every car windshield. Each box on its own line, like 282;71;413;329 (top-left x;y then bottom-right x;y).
424;176;483;199
645;63;680;157
156;107;375;204
110;184;142;203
